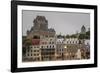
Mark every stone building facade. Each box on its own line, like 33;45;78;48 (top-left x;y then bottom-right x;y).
23;16;56;61
56;38;82;60
25;45;41;61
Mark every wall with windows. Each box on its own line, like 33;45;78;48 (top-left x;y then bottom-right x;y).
25;45;41;61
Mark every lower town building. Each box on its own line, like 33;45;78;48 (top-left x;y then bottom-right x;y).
26;45;41;61
80;44;90;59
40;36;56;61
23;46;40;62
56;44;82;60
56;38;66;60
56;38;83;60
23;38;90;62
41;48;55;61
23;38;41;62
65;44;81;60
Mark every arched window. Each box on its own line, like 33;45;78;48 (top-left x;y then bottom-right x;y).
33;35;40;39
49;42;51;44
67;41;68;44
73;41;74;44
41;46;43;48
50;45;51;48
47;46;48;48
76;41;77;44
52;42;54;44
53;45;54;48
70;41;71;44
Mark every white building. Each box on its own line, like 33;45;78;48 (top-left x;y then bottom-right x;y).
56;38;81;60
84;39;90;45
64;38;79;44
25;45;41;61
40;37;56;49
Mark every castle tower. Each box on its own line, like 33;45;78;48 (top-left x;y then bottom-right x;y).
81;25;86;34
33;16;48;31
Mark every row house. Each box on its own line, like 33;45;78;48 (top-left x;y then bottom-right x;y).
40;31;56;61
25;38;41;61
56;38;82;60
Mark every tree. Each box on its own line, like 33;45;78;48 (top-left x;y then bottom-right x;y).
86;31;90;35
70;34;77;38
86;31;90;39
78;33;86;39
57;34;65;38
66;35;70;38
57;34;62;38
85;35;90;39
22;38;32;56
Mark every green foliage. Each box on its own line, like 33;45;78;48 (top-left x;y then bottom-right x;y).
70;34;77;38
66;35;70;38
22;37;32;56
78;33;86;39
86;31;90;36
57;34;61;38
78;30;90;39
57;34;64;38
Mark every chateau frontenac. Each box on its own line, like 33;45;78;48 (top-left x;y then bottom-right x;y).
26;16;55;39
22;16;90;62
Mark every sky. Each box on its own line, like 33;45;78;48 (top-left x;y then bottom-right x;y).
22;10;90;36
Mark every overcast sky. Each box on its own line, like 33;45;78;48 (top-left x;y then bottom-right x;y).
22;10;90;36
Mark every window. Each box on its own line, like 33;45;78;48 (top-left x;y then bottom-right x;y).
37;46;39;48
47;46;48;48
70;41;71;44
30;46;32;48
68;41;69;44
50;45;51;48
31;50;32;52
50;39;52;41
31;54;32;56
52;42;54;44
49;42;51;44
28;54;29;56
34;50;36;52
41;46;43;48
33;36;40;39
36;58;39;61
42;42;44;44
53;45;54;48
37;50;39;52
34;46;36;48
28;49;29;52
34;54;36;56
67;46;69;48
45;35;48;37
